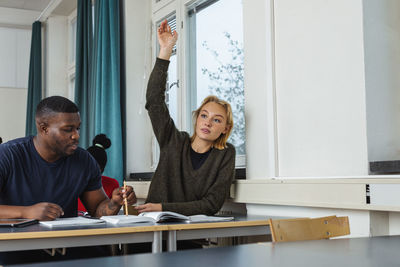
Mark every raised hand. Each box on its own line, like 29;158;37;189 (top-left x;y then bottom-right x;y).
158;19;178;60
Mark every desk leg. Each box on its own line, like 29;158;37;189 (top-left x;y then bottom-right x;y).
167;230;177;252
152;231;162;253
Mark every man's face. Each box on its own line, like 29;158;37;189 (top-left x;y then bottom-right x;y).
42;112;81;157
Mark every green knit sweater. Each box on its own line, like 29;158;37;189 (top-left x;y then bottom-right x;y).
145;58;236;216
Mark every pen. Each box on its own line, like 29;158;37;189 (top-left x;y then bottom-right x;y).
123;180;128;215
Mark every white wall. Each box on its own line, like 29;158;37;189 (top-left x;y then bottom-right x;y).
0;27;31;88
45;15;68;97
243;0;370;179
243;0;277;178
125;0;154;174
0;88;27;142
0;7;70;141
0;27;31;141
273;0;368;177
239;0;394;237
0;7;36;141
363;0;400;162
389;212;400;235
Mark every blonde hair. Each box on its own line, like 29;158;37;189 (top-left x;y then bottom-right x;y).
190;95;233;150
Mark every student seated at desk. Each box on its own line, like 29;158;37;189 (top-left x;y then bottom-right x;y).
0;96;137;265
0;96;136;220
135;20;235;217
78;134;120;214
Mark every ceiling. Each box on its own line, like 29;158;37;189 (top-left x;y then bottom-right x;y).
0;0;51;12
0;0;76;16
52;1;77;16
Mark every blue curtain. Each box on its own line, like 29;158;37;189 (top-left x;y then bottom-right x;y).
25;21;42;136
74;0;94;149
93;0;124;184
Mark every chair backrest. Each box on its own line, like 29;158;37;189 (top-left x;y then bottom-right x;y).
269;216;350;242
78;176;120;213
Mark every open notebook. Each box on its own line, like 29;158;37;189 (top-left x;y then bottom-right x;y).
101;211;234;224
40;212;234;227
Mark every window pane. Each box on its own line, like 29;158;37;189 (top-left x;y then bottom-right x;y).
156;16;178;125
69;75;75;100
69;17;77;64
167;54;178;123
188;0;245;156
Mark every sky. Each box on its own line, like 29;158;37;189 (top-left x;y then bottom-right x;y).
196;0;244;106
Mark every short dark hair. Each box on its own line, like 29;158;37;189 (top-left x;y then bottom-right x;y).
87;134;111;173
36;96;79;118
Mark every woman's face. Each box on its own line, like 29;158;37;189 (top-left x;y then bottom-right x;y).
195;102;229;143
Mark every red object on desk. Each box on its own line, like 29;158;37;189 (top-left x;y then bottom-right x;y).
78;176;120;213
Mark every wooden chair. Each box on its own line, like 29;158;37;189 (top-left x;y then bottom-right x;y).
269;215;350;242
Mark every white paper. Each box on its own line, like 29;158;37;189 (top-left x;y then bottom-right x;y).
138;211;189;222
39;217;105;228
188;215;234;223
100;215;154;224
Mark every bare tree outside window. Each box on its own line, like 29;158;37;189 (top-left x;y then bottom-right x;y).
201;32;245;155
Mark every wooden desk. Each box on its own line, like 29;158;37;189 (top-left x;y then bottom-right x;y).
10;235;400;267
0;216;272;254
164;215;271;251
0;222;168;253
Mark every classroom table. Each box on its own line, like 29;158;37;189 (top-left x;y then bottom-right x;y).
0;222;168;253
163;215;271;251
0;215;271;254
10;235;400;267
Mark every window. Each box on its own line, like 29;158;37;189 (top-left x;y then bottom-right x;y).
67;10;77;100
69;16;77;65
68;74;75;100
156;16;179;124
186;0;245;160
152;0;246;167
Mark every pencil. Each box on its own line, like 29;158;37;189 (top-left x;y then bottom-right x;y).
123;180;128;215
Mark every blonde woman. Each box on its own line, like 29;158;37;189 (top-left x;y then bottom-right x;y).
135;20;235;216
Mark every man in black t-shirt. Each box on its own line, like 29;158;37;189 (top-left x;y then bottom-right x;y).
0;96;136;220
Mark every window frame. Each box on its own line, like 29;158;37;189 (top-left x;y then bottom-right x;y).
67;9;77;100
151;0;246;168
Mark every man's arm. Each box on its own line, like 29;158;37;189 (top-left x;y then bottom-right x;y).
0;142;65;220
81;186;137;217
0;203;64;220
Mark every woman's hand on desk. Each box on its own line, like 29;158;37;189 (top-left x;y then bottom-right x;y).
111;185;137;206
23;202;64;221
135;203;162;213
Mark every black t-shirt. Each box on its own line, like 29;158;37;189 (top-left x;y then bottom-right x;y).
190;146;212;170
0;136;102;217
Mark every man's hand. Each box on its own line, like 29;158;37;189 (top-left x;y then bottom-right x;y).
135;203;162;213
110;185;137;206
22;202;64;221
